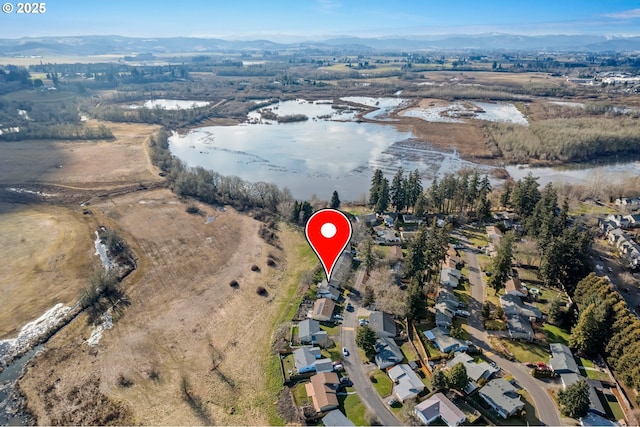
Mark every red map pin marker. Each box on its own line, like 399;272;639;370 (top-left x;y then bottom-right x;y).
305;209;353;282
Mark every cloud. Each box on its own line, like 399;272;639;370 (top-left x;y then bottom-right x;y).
315;0;341;13
604;8;640;19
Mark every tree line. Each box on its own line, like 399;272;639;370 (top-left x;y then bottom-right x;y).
570;273;640;405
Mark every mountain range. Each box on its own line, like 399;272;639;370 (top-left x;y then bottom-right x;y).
1;34;639;56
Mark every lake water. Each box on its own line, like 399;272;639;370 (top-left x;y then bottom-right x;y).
169;100;486;201
507;161;640;187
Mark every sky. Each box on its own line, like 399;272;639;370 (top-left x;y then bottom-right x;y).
2;0;640;40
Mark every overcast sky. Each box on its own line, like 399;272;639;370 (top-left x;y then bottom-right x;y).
2;0;640;40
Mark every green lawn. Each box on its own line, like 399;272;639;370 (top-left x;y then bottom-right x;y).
484;319;507;331
291;382;310;406
502;340;550;364
282;354;296;380
339;393;367;426
577;357;594;369
454;281;471;305
321;323;340;336
401;341;419;362
452;318;471;341
542;323;571;345
600;390;625;421
370;370;393;397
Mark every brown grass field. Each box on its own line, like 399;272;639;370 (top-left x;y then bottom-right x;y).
0;202;96;339
19;188;317;425
0;121;162;188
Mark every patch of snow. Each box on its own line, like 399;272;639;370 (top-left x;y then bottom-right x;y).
0;304;71;364
86;311;113;347
473;102;528;125
17;110;32;120
400;101;528;125
80;115;88;121
6;187;55;197
94;231;115;270
128;99;211;110
549;100;585;108
0;127;20;135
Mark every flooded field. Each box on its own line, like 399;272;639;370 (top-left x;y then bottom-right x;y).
169;99;487;200
507;161;640;187
400;100;528;125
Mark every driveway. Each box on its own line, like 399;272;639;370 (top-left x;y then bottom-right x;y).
340;268;401;426
463;244;562;426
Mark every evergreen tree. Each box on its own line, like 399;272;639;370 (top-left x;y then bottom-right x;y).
569;303;602;355
375;178;390;214
557;380;590;418
406;276;425;321
356;325;377;356
431;369;448;391
301;201;313;225
511;173;541;219
290;200;301;223
487;232;515;294
548;298;565;327
360;237;377;275
500;182;513;208
406;169;423;211
404;224;428;282
330;191;341;209
369;168;383;208
390;167;407;212
539;226;592;295
447;363;469;392
414;193;427;218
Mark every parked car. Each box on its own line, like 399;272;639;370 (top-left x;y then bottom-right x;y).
388;398;398;406
342;347;349;356
456;309;470;318
346;303;354;312
359;319;369;326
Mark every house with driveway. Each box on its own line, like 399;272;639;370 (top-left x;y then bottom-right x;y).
294;347;333;374
414;392;466;427
369;311;397;338
500;293;542;341
388;364;425;402
374;336;404;369
310;298;335;322
447;352;499;384
478;378;524;419
306;372;340;413
298;319;328;347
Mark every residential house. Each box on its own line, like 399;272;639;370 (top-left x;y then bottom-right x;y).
383;213;396;227
428;327;466;353
580;412;620;426
400;230;419;241
388;364;425;402
549;343;581;388
374;336;404;369
615;197;640;208
447;353;499;383
414;392;466;427
435;301;454;329
605;214;630;230
376;229;401;245
311;298;335;322
440;267;461;288
298;319;329;347
403;214;422;226
500;294;542;320
317;280;341;301
322;409;355;426
369;311;397;338
294;347;322;373
305;372;340;413
586;380;607;417
505;277;528;298
624;214;640;228
504;314;535;341
478;379;524;419
360;213;378;227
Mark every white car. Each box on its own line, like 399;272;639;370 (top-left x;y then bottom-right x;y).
342;347;349;356
456;309;470;318
359;319;369;326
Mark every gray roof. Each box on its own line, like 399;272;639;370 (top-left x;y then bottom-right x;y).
505;314;534;340
322;409;355;427
500;294;542;319
415;392;466;427
299;319;320;341
374;337;404;369
550;343;579;373
430;327;465;353
369;311;397;337
314;358;334;373
560;372;582;388
478;379;524;417
294;347;317;371
388;364;425;402
588;382;606;416
580;412;619;426
447;353;498;382
435;301;453;327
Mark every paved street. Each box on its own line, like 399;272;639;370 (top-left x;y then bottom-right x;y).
460;233;562;427
340;268;402;426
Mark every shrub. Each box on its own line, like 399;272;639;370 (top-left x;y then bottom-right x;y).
229;280;239;288
256;286;268;297
185;205;200;214
117;374;134;388
251;264;260;272
267;258;276;267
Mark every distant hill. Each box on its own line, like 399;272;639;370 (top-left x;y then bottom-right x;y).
1;34;639;56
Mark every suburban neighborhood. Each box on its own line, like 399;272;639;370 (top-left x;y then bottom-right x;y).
275;174;640;427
